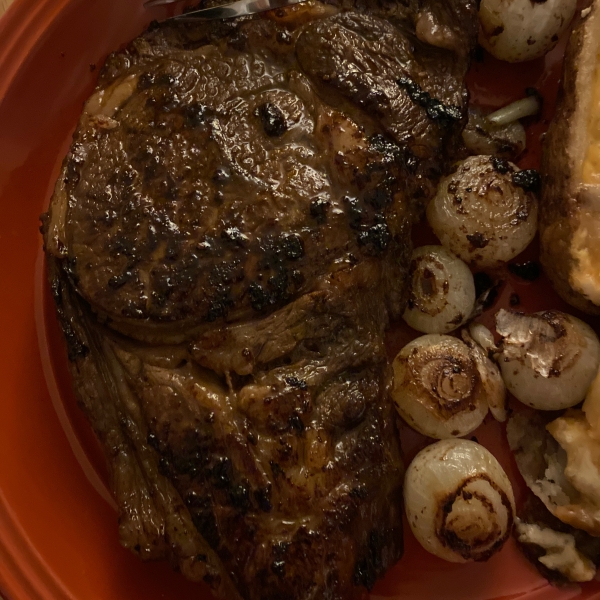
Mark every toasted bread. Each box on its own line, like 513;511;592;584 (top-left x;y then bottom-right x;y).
540;1;600;314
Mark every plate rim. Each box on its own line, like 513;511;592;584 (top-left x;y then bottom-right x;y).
1;1;600;599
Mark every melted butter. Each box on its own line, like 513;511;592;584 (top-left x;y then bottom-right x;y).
583;52;600;184
570;54;600;302
570;211;600;304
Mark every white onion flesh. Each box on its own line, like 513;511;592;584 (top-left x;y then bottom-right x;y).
462;109;527;160
427;155;538;269
404;439;515;562
479;0;577;63
486;97;541;127
496;309;600;411
402;246;476;334
393;335;491;439
468;322;497;354
462;327;507;422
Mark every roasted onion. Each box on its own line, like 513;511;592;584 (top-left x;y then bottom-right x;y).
508;411;600;537
427;155;538;269
462;107;527;161
479;0;577;63
404;439;515;562
462;326;507;422
392;334;503;439
468;321;496;354
486;97;541;127
402;246;476;334
496;309;600;411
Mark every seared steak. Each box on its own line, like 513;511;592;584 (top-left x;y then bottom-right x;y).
42;1;477;598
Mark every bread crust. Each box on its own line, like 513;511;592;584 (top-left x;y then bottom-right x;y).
540;0;600;314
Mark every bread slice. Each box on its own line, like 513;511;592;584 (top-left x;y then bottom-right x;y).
540;0;600;314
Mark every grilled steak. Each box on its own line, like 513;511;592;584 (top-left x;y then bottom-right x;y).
41;1;477;598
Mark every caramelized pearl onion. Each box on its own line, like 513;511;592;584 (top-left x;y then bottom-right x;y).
392;335;489;439
462;107;527;160
496;309;600;411
462;326;507;422
404;439;515;563
479;0;577;63
403;245;476;334
427;155;538;269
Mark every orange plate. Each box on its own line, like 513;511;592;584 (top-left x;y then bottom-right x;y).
0;1;599;599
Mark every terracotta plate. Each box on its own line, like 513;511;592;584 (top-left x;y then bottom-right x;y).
0;1;598;598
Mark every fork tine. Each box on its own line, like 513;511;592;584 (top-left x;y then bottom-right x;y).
148;0;307;20
144;0;183;7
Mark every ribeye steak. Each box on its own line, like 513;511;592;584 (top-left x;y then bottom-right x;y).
42;1;477;598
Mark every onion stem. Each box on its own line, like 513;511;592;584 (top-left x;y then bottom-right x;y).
486;96;540;127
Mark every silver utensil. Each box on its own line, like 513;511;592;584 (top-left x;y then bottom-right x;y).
145;0;307;21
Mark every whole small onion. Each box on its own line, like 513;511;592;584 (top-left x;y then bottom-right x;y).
403;246;476;334
479;0;577;63
427;155;538;269
404;439;515;562
496;309;600;411
392;335;490;439
462;107;527;161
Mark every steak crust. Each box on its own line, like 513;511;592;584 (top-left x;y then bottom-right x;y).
42;2;477;598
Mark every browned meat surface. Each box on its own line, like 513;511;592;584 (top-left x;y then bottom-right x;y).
41;1;477;598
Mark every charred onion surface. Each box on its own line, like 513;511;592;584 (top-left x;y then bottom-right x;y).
392;334;499;439
404;439;515;562
427;155;538;269
496;309;600;411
